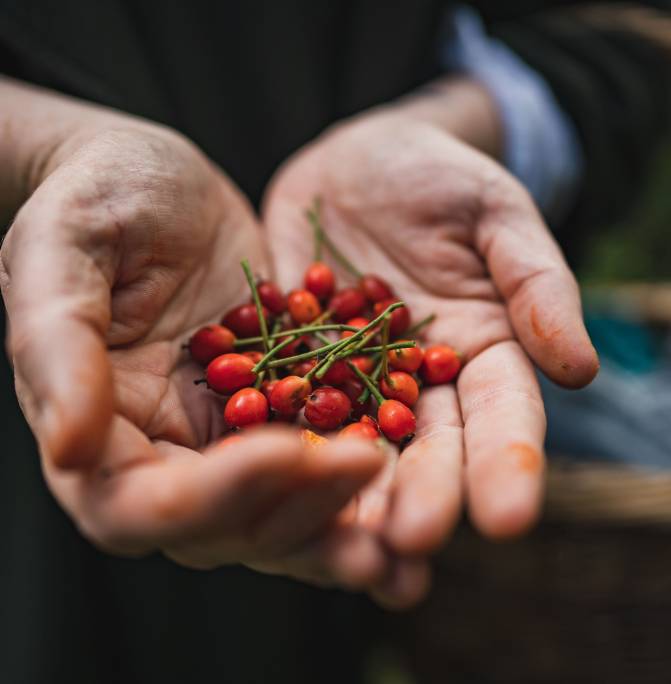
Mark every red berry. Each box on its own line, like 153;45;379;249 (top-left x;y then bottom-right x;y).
349;355;375;375
188;325;235;366
420;345;461;385
222;304;270;338
304;387;351;430
320;360;351;386
329;288;366;322
304;262;336;300
338;420;379;441
360;414;379;431
359;274;394;302
380;371;419;407
374;298;410;337
288;289;322;325
224;388;269;427
340;317;370;339
292;359;318;377
340;378;373;419
377;400;416;442
388;342;424;373
260;379;279;401
270;375;312;417
242;350;263;364
257;280;286;315
206;353;256;394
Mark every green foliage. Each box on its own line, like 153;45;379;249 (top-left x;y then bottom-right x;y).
578;141;671;284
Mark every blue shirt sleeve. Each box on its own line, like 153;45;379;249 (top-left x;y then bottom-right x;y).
441;6;584;225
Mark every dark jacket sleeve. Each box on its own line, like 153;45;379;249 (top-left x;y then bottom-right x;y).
474;2;671;233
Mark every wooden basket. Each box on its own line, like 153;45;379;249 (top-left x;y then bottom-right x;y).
387;466;671;684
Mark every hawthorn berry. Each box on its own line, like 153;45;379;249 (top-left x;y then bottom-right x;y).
222;303;270;338
329;288;366;322
374;298;410;337
377;400;416;442
260;379;279;401
320;360;351;386
224;388;269;427
359;274;394;303
304;387;351;430
188;325;235;366
388;342;424;373
420;345;461;384
292;359;318;377
205;353;256;394
338;419;379;441
349;355;375;375
270;375;312;417
288;289;322;325
242;350;263;364
304;262;336;300
380;371;419;407
341;378;373;419
257;280;286;315
277;334;311;358
340;317;370;339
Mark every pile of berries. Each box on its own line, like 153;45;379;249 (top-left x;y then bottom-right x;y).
188;200;461;446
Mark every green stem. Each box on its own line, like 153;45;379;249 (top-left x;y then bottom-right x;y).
234;323;357;347
380;315;391;384
309;197;324;262
314;332;332;346
348;361;385;406
312;302;402;379
307;196;363;279
241;259;270;354
357;359;383;404
253;335;306;374
260;303;404;372
267;320;282;381
406;313;436;337
354;341;415;355
262;340;341;370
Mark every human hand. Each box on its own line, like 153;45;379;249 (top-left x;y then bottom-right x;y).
0;84;388;588
263;82;599;604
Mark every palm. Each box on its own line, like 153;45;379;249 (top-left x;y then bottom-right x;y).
7;128;387;586
265;110;598;546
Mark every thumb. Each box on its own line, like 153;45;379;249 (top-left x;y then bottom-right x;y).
1;189;114;469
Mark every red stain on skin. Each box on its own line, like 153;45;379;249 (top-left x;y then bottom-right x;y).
530;306;561;342
508;442;543;473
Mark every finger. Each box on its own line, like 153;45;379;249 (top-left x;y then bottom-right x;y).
249;524;389;591
477;191;599;388
383;385;464;555
355;441;398;533
63;425;326;554
244;437;385;555
1;190;114;469
369;558;432;611
458;341;546;539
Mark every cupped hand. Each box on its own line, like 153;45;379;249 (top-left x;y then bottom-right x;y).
263;97;599;600
0;115;389;588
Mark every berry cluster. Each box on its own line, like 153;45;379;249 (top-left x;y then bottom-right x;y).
188;200;461;446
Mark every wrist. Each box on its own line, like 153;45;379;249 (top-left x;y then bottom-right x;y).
395;77;504;160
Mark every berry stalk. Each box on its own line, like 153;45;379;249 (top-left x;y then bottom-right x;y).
307;196;363;279
241;259;271;354
348;361;385;406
